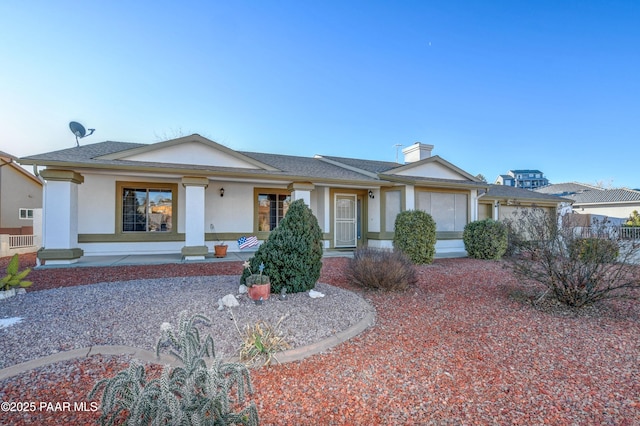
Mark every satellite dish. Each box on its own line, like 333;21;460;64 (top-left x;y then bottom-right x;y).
69;121;95;147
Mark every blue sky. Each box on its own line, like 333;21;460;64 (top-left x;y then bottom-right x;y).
1;1;639;188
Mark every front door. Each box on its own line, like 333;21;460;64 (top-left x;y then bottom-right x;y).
335;194;358;248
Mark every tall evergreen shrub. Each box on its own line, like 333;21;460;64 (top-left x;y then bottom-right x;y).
463;218;508;260
241;199;323;294
393;210;437;264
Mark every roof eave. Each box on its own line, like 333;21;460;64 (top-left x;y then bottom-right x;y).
379;173;489;190
20;159;382;187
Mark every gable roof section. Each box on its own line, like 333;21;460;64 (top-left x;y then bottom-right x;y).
96;134;278;171
315;154;486;190
20;140;382;185
386;155;478;180
1;151;42;186
383;155;480;182
19;136;489;189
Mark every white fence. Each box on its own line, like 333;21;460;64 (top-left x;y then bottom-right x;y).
618;226;640;240
577;226;640;241
1;234;38;257
9;234;34;248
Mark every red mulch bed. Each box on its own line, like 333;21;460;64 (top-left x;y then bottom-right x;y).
1;253;639;425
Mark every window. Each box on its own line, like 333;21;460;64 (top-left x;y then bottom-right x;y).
416;191;468;232
384;190;402;232
122;187;173;232
258;193;291;231
19;208;34;220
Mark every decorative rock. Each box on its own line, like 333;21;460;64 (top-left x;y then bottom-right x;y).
309;289;325;298
238;284;248;294
0;316;23;329
0;289;16;300
222;294;240;307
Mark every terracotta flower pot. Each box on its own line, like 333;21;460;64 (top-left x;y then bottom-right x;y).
247;282;271;301
214;245;228;258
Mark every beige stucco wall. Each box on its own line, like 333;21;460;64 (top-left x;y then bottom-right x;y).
574;204;639;221
0;164;42;229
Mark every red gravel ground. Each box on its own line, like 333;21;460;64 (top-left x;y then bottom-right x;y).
1;253;639;425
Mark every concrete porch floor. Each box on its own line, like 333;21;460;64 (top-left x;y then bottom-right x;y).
36;249;467;268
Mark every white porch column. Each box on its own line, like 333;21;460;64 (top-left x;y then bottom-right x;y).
288;182;314;206
181;177;209;260
470;189;479;221
37;170;84;264
405;184;415;209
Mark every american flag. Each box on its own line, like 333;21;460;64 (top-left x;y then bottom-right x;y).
237;235;259;249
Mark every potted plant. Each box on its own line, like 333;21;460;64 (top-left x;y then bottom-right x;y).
211;224;228;258
243;261;271;301
0;254;32;300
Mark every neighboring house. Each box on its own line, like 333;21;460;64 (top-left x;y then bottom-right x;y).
19;135;497;264
495;169;549;190
478;184;571;221
0;151;42;235
535;182;640;221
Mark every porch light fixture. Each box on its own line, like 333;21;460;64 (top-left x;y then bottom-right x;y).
220;188;225;197
368;190;374;199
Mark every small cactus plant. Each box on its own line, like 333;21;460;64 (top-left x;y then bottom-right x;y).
1;254;32;291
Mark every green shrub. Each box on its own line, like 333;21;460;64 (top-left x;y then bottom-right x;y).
463;219;508;260
393;210;436;264
1;254;32;291
89;312;258;426
241;199;323;294
625;210;640;226
569;238;619;263
347;247;417;291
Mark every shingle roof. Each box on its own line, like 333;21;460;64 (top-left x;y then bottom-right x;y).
483;185;571;203
317;155;401;173
535;182;601;195
0;150;18;161
571;188;640;204
19;138;494;189
21;141;146;163
535;182;640;204
20;141;382;184
239;151;382;182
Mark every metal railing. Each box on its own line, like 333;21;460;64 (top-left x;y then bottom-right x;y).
576;226;640;240
9;234;34;249
619;226;640;240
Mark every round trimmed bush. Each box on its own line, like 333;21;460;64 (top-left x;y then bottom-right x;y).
241;199;323;294
393;210;436;264
463;219;508;260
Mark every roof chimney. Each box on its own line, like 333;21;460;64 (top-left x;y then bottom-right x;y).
402;142;433;163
